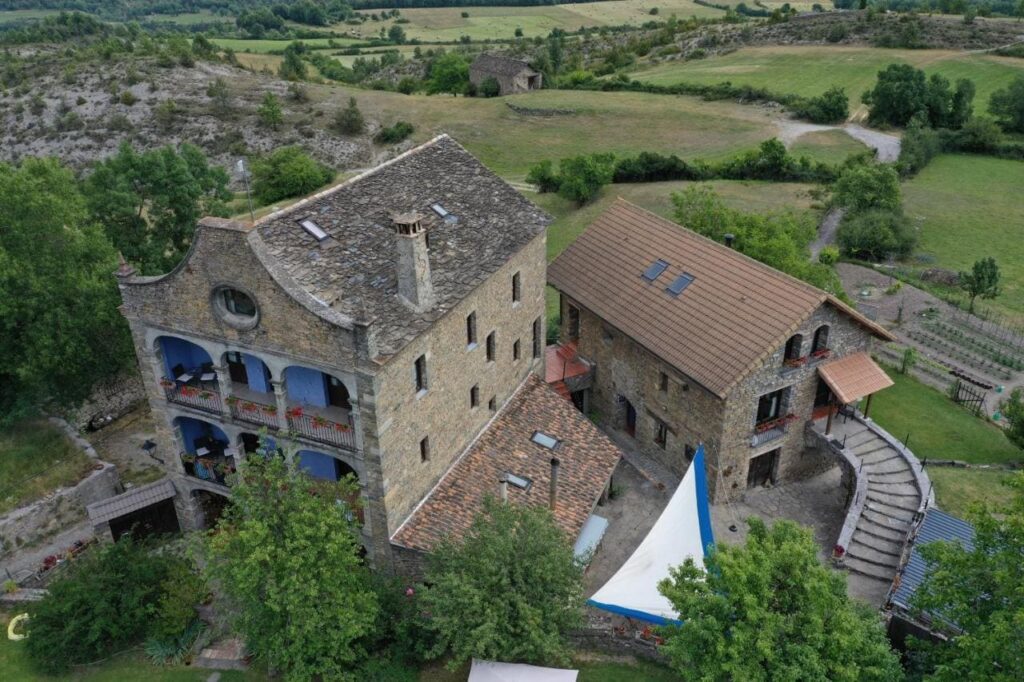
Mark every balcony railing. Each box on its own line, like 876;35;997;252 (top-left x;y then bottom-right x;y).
180;451;234;487
286;408;356;450
751;414;797;448
810;348;831;361
162;380;222;415
228;395;280;429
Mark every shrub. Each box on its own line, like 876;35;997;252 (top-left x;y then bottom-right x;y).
897;117;941;177
795;86;849;124
613;151;702;183
557;153;616;205
826;23;848;43
374;121;414;144
119;90;138;106
25;540;193;675
818;245;840;265
257;91;283;130
478;76;501;98
396;77;418;94
837;209;916;261
251;146;334;204
988;76;1024;134
525;159;560;193
948;117;1004;153
333;96;365;135
832;164;901;213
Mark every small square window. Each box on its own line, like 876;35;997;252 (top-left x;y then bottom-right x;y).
414;355;428;393
488;396;497;412
466;312;477;347
659;372;669;392
513;339;521;361
419;437;430;462
512;271;522;303
486;332;496;362
470;384;480;408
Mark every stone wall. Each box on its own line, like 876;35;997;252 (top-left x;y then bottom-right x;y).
377;233;547;533
0;463;119;564
390;543;428;583
67;371;146;432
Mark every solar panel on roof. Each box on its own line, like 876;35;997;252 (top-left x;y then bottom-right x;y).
298;218;328;241
642;259;669;282
666;273;695;296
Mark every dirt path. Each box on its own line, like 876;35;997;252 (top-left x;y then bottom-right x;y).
811;207;845;258
775;118;901;163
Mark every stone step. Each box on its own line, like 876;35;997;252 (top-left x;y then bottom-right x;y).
864;497;918;522
867;473;917;485
847;539;901;567
843;430;876;448
859;449;902;465
862;457;913;476
852;442;890;457
855;516;910;543
861;507;914;532
851;529;905;557
868;481;921;498
843;555;897;582
194;638;247;671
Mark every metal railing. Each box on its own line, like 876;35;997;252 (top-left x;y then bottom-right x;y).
750;422;787;447
163;381;222;415
228;396;280;429
287;410;357;450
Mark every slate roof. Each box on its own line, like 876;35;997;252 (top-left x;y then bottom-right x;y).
87;478;177;524
251;135;551;359
547;199;894;398
470;53;538;78
818;352;894;403
391;374;621;552
890;508;975;622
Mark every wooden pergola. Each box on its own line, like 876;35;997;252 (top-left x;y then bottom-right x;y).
818;352;895;435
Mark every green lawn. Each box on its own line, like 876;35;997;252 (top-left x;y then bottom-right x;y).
0;422;95;515
869;370;1022;466
630;46;1024;114
927;466;1019;518
902;154;1024;321
210;37;362;53
790;129;870;165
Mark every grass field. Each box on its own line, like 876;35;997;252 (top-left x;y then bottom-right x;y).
870;370;1021;466
630;46;1024;114
927;466;1019;518
339;0;723;42
903;154;1024;320
0;9;60;22
0;422;95;515
211;37;362;53
142;11;227;25
790;129;870;165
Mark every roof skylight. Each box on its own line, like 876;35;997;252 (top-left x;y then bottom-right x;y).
431;203;458;225
298;218;328;241
506;473;533;490
666;273;695;297
531;431;562;450
642;259;669;282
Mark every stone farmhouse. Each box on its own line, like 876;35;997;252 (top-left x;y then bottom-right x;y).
113;135;620;573
547;200;896;503
469;53;543;96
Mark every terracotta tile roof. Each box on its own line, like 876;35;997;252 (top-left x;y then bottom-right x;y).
547;199;894;398
817;352;894;404
545;342;590;384
391;374;621;552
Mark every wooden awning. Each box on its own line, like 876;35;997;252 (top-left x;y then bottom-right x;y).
817;352;894;404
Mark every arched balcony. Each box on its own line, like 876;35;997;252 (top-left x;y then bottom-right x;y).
297;450;364;524
223;351;279;429
157;336;222;415
283;367;356;450
175;416;235;487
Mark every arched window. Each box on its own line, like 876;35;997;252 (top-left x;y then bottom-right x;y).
784;334;803;361
812;326;830;356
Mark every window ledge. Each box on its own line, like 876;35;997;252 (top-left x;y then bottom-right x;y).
415;388;428;400
466;342;478;352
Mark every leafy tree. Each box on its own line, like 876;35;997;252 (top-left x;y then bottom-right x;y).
1001;389;1024;449
279;44;308;81
959;257;1001;313
251;146;334;204
989;75;1024;133
388;24;407;43
832;163;901;213
206;445;377;681
525;159;560;192
427;52;469;95
333;96;365;134
910;472;1024;681
864;64;975;129
0;158;132;421
555;153;616;205
421;497;584;669
257;91;284;130
837;209;917;261
84;143;231;274
25;539;196;675
658;518;901;681
479;76;501;97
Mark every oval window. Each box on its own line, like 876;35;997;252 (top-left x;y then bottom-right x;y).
213;286;259;329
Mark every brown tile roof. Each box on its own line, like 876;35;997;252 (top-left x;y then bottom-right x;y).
547;199;894;398
87;478;176;525
391;374;621;552
818;352;894;404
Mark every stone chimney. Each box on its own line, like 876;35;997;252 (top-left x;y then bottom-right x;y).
392;211;435;313
498;474;508;504
549;457;560;512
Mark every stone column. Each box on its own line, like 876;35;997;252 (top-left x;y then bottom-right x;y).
271;379;289;431
214;365;233;420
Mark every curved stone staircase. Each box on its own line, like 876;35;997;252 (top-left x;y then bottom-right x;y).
814;414;931;583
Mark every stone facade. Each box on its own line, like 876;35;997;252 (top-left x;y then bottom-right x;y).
561;295;876;502
469;54;543;96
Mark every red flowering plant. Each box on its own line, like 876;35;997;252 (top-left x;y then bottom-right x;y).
159;378;175;389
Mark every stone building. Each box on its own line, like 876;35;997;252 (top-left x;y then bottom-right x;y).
115;135;619;571
547;199;895;502
469;53;542;96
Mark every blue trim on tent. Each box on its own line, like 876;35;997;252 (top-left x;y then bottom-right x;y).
585;600;681;626
692;444;715;556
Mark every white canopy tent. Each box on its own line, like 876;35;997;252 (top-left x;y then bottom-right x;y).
586;444;714;625
468;659;579;681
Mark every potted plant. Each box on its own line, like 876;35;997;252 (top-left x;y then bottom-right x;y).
262;404;278;415
334;423;351;432
287;406;304;419
159;378;175;389
225;395;240;406
311;415;328;428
